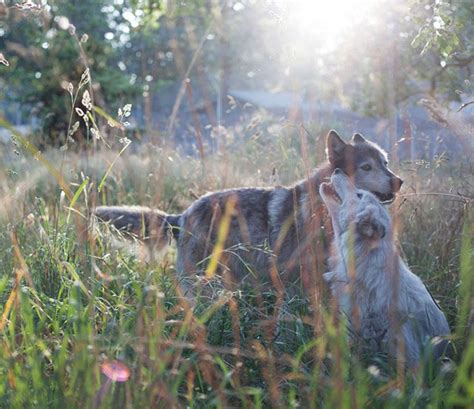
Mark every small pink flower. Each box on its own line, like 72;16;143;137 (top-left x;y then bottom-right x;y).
101;360;130;382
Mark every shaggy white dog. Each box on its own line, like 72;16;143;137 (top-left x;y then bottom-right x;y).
320;169;450;366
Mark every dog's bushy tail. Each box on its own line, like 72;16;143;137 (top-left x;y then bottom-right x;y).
94;206;181;251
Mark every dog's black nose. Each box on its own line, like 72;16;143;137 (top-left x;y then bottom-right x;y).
334;168;343;175
391;177;403;192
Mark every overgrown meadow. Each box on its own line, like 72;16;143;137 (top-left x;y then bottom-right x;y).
0;107;473;408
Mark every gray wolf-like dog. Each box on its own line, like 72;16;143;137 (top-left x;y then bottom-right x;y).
95;130;403;296
320;169;450;366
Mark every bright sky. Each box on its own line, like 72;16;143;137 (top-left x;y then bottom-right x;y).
277;0;379;51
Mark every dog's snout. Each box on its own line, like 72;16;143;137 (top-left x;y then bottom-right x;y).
334;168;343;175
391;176;403;192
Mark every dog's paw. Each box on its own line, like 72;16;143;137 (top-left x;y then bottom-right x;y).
356;211;386;240
323;271;335;283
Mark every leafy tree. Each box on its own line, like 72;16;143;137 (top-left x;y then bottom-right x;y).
409;0;474;101
0;0;142;144
1;0;472;145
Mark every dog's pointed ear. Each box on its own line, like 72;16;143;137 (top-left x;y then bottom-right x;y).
352;133;367;144
326;130;346;164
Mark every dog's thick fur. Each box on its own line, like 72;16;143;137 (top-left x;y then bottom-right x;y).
320;169;450;366
95;130;403;293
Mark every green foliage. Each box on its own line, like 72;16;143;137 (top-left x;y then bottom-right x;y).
2;0;473;145
409;0;474;98
0;0;141;143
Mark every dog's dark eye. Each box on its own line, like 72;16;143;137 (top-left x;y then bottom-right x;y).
361;164;372;171
357;193;362;199
384;161;388;167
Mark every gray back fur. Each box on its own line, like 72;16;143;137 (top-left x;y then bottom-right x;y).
95;130;404;293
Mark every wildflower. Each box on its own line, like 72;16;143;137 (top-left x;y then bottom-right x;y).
0;53;9;66
82;90;92;110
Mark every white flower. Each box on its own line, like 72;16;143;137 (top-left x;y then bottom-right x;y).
81;90;92;110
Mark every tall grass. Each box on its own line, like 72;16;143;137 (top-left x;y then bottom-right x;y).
0;121;473;408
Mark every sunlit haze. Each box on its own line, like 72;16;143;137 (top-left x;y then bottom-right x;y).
277;0;379;51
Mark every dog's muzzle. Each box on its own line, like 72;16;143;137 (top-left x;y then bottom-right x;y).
390;176;403;192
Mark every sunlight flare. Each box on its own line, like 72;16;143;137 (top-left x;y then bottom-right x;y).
279;0;379;50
